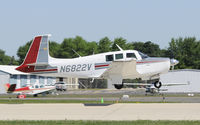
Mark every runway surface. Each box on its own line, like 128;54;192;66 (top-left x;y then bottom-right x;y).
0;103;200;120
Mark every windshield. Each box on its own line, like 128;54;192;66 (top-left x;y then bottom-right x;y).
138;52;149;59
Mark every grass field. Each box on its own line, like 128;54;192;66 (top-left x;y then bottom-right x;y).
0;120;199;125
0;98;172;104
0;99;113;104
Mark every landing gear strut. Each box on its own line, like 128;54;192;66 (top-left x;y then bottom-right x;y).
154;81;162;88
114;84;123;89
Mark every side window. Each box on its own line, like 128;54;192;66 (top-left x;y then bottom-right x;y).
115;53;123;60
106;54;113;61
126;53;136;59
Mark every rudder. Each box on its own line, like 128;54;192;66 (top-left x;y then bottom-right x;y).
16;34;51;73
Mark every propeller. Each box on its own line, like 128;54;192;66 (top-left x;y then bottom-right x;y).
169;49;179;70
170;58;179;70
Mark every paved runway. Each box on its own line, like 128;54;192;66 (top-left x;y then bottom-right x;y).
0;103;200;120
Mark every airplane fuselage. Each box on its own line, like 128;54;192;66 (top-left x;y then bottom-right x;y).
47;50;170;80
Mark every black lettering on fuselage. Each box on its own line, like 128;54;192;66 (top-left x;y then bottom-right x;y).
60;66;66;72
82;64;87;71
88;64;92;70
60;64;93;73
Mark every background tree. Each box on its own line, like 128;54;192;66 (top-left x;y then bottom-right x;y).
86;41;98;55
98;37;112;53
167;37;200;69
17;41;31;64
132;41;161;57
59;38;76;58
49;41;60;58
0;49;18;65
111;37;127;51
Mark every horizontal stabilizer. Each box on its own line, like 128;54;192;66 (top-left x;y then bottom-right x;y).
26;63;49;66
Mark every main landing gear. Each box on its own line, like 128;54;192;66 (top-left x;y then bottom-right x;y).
114;84;124;89
113;81;162;89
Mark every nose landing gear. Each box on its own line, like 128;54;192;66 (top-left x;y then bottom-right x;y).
154;81;162;88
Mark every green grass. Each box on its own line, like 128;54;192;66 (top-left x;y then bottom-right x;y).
0;120;199;125
0;99;111;104
0;98;173;104
0;94;198;99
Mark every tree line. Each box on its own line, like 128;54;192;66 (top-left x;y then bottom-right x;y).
1;36;200;69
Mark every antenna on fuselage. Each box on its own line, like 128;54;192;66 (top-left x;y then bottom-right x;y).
116;44;123;51
72;49;81;57
93;48;95;55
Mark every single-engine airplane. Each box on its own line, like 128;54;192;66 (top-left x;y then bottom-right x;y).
16;34;179;89
5;83;55;97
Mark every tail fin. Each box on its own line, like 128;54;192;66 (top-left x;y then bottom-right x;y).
5;83;10;91
5;83;16;93
16;34;57;73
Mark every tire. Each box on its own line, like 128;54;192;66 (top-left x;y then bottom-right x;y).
154;81;162;88
114;84;123;89
33;94;38;97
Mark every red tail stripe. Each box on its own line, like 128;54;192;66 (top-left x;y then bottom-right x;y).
23;36;42;65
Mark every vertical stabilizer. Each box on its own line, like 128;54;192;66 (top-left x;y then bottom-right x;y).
16;34;57;73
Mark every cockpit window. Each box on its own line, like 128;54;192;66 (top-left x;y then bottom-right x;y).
138;52;149;59
115;53;123;60
126;53;136;58
106;54;113;61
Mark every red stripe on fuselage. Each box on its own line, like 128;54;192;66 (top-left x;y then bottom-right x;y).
95;64;109;68
15;86;30;92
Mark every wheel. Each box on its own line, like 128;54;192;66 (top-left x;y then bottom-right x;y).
154;81;162;88
42;93;46;96
114;84;123;89
17;94;26;98
33;94;38;97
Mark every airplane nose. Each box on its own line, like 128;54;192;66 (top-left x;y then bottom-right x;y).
170;59;179;66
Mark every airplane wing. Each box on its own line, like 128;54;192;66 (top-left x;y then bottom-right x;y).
161;81;190;86
123;83;150;86
101;59;140;79
123;82;190;86
28;86;56;95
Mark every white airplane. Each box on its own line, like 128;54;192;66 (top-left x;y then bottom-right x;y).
16;34;179;89
5;83;55;97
